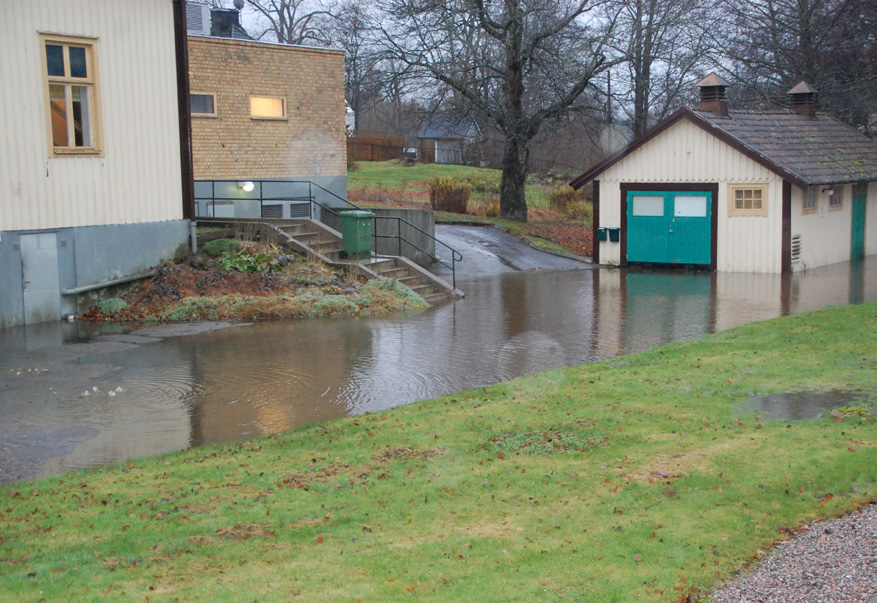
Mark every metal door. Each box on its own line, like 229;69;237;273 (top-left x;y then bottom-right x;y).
627;191;711;265
21;233;61;324
851;193;866;261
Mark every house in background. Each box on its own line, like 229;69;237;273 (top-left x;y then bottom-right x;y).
186;3;347;219
0;0;192;328
417;117;482;165
571;74;877;273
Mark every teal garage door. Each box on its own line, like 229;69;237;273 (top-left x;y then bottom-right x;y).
627;190;712;265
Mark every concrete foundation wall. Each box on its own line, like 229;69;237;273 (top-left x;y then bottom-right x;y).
0;221;190;328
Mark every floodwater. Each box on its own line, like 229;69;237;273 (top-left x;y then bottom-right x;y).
1;229;875;481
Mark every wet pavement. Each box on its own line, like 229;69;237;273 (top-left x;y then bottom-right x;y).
1;226;875;483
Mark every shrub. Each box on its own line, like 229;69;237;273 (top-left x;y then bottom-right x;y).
428;177;470;214
566;200;593;221
97;298;127;314
220;248;280;273
359;277;426;305
461;172;501;193
547;185;584;211
484;200;501;218
202;238;240;258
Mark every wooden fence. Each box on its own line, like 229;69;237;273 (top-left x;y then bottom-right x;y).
347;131;405;162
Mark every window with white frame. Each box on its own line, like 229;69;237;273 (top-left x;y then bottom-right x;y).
728;184;768;217
41;34;102;155
191;92;217;117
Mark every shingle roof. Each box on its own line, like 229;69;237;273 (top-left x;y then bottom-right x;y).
692;109;877;186
571;107;877;189
417;117;479;140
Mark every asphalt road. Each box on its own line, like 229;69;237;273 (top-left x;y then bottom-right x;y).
433;224;592;281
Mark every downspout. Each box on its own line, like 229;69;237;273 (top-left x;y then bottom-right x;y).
173;0;196;226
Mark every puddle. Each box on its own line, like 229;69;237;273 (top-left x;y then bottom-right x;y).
741;390;873;420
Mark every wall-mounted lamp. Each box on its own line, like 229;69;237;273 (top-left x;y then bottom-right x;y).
239;181;255;192
821;187;833;195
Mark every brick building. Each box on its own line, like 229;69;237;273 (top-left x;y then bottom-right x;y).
187;18;347;218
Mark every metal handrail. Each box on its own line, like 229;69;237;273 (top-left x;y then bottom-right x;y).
195;179;461;290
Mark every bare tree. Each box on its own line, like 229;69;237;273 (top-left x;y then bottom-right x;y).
377;0;622;221
329;1;384;130
244;0;336;46
606;0;715;137
716;0;876;130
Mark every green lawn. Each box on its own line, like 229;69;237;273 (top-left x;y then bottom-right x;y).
348;160;558;208
1;303;874;602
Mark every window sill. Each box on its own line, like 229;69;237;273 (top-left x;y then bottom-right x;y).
49;148;104;158
728;212;768;218
802;208;818;215
193;113;218;119
828;205;843;212
250;116;288;121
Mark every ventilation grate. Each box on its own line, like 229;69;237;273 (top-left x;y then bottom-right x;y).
791;234;802;262
261;205;283;219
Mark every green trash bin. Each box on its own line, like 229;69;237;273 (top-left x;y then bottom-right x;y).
339;210;374;260
597;227;608;242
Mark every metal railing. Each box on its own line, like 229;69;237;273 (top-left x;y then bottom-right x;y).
195;179;462;290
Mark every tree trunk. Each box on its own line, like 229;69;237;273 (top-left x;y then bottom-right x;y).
499;133;529;222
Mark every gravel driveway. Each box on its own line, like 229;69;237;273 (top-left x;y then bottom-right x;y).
704;504;876;602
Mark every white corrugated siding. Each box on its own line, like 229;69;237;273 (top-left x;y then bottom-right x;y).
790;185;852;272
1;0;182;231
595;120;784;273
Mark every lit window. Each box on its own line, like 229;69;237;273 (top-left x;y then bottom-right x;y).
828;185;843;211
41;34;102;156
191;93;216;117
728;184;768;217
250;96;285;119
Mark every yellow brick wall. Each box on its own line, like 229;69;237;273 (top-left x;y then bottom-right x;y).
188;36;346;180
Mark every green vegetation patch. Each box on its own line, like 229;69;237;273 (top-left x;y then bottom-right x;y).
1;303;874;602
490;424;608;455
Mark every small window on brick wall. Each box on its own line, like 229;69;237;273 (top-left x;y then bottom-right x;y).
191;92;216;117
728;184;768;217
250;96;285;119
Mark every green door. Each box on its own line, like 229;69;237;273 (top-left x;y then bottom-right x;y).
851;193;866;261
627;191;711;265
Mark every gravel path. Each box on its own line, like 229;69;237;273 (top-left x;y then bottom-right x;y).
705;504;877;603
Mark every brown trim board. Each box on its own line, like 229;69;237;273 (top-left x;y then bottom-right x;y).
173;0;195;221
782;180;792;274
592;180;600;264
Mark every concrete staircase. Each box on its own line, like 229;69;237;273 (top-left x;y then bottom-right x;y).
271;218;462;303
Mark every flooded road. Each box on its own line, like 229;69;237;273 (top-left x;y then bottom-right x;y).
1;226;875;482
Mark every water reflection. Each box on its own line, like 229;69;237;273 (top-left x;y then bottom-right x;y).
0;258;874;480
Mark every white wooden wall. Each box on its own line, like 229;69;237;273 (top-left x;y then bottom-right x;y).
596;119;784;273
0;0;183;231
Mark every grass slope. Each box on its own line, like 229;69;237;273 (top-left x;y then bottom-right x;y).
1;304;875;602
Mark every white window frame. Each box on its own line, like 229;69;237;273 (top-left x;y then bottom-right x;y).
40;33;103;157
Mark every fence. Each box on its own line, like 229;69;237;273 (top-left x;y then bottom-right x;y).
347;131;405;162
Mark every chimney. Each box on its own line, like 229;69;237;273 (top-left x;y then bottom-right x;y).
694;73;731;117
787;81;818;118
211;8;240;38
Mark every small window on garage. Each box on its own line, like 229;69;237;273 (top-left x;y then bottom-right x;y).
828;185;843;211
728;184;768;217
632;195;664;216
674;195;707;217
